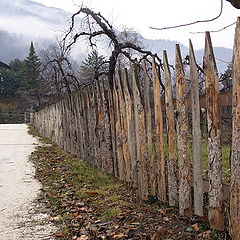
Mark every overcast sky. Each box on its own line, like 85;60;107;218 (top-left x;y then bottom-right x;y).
33;0;240;50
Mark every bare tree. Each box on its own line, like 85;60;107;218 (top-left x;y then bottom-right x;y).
226;0;240;9
40;42;81;104
62;7;160;88
150;0;239;32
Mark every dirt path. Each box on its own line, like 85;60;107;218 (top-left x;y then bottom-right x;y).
0;124;56;240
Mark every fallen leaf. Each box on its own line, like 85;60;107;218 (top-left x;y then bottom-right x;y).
50;215;62;221
198;230;212;238
53;232;66;238
191;223;200;232
61;201;68;207
76;200;85;207
77;235;89;240
151;226;169;240
113;233;125;239
162;217;170;222
85;191;99;196
186;227;194;232
79;207;89;212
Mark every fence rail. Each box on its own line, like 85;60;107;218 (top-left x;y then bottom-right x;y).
32;18;240;239
0;110;32;124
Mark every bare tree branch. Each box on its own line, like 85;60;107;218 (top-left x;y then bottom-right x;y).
149;0;223;31
190;21;236;34
226;0;240;9
62;6;165;88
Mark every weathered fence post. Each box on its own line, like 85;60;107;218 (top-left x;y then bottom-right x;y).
123;68;137;187
143;60;156;196
175;44;192;217
113;77;125;180
203;31;224;230
189;40;203;216
118;71;131;182
163;50;178;206
230;17;240;240
132;64;149;200
107;80;118;177
152;57;167;202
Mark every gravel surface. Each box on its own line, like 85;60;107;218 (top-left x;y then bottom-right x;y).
0;124;57;240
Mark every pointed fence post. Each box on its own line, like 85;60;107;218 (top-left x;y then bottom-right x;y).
143;60;156;196
132;64;149;200
189;40;203;216
230;17;240;240
203;31;224;231
152;57;167;203
163;50;178;207
175;44;192;217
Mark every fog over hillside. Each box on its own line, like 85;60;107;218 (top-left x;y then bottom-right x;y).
0;0;232;73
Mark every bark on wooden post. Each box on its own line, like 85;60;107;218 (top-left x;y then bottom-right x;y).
230;17;240;240
113;77;125;180
123;68;137;187
175;44;192;217
189;40;203;216
143;60;156;196
132;64;149;200
107;81;118;177
118;71;131;182
163;50;178;207
203;32;224;231
152;57;167;202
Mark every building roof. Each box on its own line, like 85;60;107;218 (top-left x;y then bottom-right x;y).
0;61;11;70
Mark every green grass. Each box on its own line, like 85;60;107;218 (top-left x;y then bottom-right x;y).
198;141;230;182
100;207;121;221
29;132;126;237
153;132;231;183
28;124;52;144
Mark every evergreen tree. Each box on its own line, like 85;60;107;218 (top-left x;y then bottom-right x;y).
23;41;41;90
10;59;25;87
0;60;22;97
80;50;108;82
220;64;232;91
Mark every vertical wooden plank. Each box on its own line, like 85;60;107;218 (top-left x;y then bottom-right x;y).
76;91;83;157
189;40;203;216
91;83;98;167
143;60;156;196
132;64;149;200
113;76;125;180
123;68;137;187
152;57;167;202
107;80;118;177
230;17;240;240
82;90;90;159
175;44;192;217
101;80;113;174
163;50;178;207
95;81;103;169
118;71;131;182
203;32;224;230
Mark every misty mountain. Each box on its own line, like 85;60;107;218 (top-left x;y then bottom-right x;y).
0;0;232;73
0;0;70;32
0;30;56;63
143;38;232;73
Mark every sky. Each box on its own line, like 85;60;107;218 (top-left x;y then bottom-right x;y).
33;0;240;50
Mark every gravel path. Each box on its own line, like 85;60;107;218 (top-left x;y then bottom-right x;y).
0;124;57;240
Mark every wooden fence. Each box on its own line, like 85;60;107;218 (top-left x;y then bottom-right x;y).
32;19;240;239
0;110;32;124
